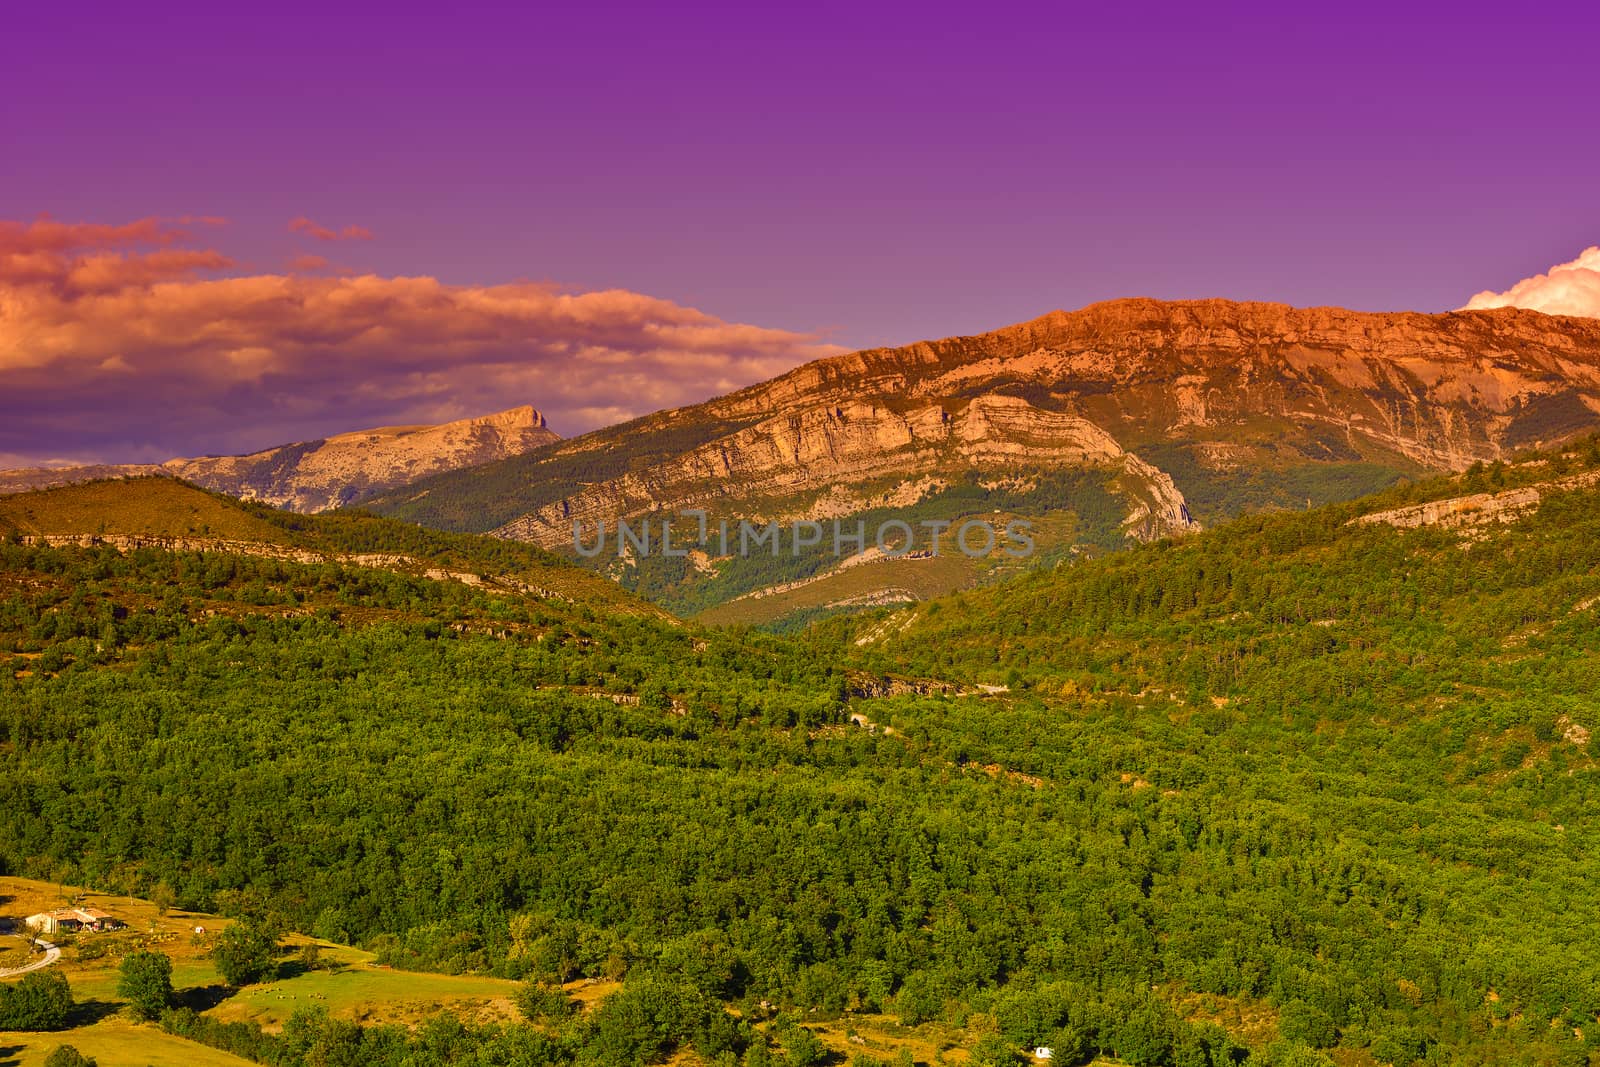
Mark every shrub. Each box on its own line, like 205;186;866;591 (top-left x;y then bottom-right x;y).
516;979;577;1024
1500;741;1532;769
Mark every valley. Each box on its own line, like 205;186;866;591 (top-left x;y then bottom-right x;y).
6;434;1600;1064
8;10;1598;1066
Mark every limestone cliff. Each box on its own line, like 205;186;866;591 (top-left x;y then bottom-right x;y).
493;394;1196;546
0;405;558;512
382;299;1600;551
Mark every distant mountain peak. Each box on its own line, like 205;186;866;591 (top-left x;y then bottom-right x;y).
0;404;560;512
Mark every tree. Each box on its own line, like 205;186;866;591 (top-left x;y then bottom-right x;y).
211;919;279;986
150;881;178;916
895;970;943;1026
1277;1000;1337;1049
780;1024;826;1067
660;927;744;999
43;1047;98;1067
971;1033;1023;1066
117;949;174;1020
0;969;74;1030
1249;1040;1336;1067
582;975;707;1065
298;943;324;973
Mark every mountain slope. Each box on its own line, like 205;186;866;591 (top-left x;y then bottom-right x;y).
0;404;559;513
364;299;1600;620
791;435;1600;1064
0;476;648;613
9;444;1600;1063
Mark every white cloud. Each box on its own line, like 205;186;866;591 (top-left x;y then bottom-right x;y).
1464;246;1600;319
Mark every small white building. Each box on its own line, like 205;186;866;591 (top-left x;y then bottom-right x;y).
1033;1049;1054;1062
24;907;122;935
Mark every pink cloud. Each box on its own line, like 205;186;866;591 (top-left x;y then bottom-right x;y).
1463;246;1600;319
0;216;229;291
0;216;179;254
289;216;375;242
0;216;844;465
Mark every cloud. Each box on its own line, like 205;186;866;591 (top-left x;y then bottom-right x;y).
0;217;229;290
0;216;844;466
289;216;374;242
1463;246;1600;319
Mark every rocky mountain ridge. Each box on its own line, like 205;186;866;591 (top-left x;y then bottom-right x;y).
492;393;1197;546
690;298;1600;465
378;299;1600;535
362;299;1600;622
0;405;558;512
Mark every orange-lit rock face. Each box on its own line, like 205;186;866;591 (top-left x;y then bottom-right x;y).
473;298;1600;549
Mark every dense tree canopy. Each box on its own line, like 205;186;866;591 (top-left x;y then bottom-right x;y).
6;447;1600;1064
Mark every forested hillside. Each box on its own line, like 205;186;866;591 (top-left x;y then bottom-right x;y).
811;442;1600;1065
5;454;1600;1064
0;476;650;614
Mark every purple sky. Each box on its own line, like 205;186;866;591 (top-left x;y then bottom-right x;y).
3;1;1599;462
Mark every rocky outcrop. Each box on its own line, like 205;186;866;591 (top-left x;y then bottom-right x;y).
1352;470;1600;531
0;406;558;512
18;532;573;600
692;299;1600;462
492;393;1198;547
1118;454;1196;540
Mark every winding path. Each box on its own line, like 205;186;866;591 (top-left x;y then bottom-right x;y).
0;938;59;978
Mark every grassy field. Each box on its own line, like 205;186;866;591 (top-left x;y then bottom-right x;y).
0;875;234;994
0;1017;260;1067
209;939;523;1031
0;876;531;1063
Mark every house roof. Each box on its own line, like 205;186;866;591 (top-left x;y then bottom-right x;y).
32;907;115;922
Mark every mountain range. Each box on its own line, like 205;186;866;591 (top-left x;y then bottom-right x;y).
11;297;1600;625
361;298;1600;620
8;415;1600;1066
0;404;558;513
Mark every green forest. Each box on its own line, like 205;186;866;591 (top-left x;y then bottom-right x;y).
4;446;1600;1064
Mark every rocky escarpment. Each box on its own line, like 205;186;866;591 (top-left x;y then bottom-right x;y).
492;394;1198;547
379;300;1600;543
0;405;558;512
1353;469;1600;532
356;299;1600;621
684;298;1600;468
